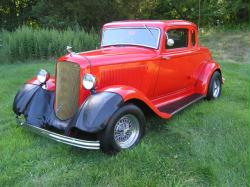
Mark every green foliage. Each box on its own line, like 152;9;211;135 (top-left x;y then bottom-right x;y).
30;0;249;29
0;26;99;63
31;0;120;30
0;0;248;31
0;0;37;30
139;0;249;27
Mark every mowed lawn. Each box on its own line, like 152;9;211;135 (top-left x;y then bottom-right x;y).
0;30;249;186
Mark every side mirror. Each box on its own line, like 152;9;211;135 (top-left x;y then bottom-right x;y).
167;39;174;47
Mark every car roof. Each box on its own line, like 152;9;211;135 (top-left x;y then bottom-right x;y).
103;20;197;29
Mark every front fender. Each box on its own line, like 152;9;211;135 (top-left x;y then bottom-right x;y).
13;83;69;129
27;77;56;91
72;92;124;133
13;84;40;115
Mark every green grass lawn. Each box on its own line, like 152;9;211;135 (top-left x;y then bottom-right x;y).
0;30;249;186
0;61;248;187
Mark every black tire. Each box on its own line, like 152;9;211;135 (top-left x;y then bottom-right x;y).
206;71;222;100
99;104;145;154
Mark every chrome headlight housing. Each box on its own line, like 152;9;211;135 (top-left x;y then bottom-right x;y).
37;69;50;83
82;73;96;90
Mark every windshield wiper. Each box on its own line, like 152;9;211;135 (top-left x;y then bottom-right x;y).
144;24;157;42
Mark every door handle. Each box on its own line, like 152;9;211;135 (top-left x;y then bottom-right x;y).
162;56;171;60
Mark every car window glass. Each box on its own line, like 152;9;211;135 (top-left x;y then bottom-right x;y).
102;28;160;49
166;29;188;49
191;30;196;46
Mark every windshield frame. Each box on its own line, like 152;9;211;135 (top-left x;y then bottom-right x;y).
101;27;161;50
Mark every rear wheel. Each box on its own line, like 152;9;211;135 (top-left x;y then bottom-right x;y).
207;71;222;100
99;104;145;153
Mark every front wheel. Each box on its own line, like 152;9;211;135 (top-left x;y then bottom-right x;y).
206;71;222;100
99;104;145;153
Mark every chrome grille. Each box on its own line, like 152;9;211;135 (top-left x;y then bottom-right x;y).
55;62;80;120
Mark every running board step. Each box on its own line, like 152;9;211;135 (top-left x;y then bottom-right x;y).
158;94;205;115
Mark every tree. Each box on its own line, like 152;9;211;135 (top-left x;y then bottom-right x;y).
0;0;248;30
0;0;36;30
31;0;122;30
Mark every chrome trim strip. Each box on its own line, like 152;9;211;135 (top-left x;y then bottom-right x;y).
171;95;205;115
22;123;100;149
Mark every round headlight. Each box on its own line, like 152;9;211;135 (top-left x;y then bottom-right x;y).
37;69;50;83
82;73;96;90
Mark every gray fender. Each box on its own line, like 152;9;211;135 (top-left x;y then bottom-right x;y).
72;92;124;133
13;84;40;115
13;84;69;130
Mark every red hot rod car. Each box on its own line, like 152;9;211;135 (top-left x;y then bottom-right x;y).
13;20;223;153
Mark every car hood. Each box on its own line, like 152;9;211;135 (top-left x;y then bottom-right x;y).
58;46;158;67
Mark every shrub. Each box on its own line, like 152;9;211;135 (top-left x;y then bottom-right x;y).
0;26;99;63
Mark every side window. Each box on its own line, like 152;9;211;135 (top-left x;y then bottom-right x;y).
166;29;188;49
191;30;196;46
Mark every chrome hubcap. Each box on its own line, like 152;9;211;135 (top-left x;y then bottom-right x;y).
114;114;140;149
213;78;221;98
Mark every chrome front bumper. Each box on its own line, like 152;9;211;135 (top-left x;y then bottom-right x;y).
17;118;100;150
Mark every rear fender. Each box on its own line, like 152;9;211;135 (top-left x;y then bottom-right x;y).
194;61;222;95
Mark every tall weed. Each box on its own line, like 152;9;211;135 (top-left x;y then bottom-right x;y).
0;26;99;63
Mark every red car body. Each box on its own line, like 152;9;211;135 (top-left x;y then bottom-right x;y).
14;20;223;152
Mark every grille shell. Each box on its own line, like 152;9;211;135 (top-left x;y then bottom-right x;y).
55;62;80;120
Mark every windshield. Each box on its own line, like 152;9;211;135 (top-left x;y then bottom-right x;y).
101;27;160;49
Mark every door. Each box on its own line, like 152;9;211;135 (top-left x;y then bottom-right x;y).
154;28;196;97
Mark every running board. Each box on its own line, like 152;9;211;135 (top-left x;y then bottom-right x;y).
158;94;205;115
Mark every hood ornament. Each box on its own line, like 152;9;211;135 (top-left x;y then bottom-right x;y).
66;45;93;73
66;46;75;55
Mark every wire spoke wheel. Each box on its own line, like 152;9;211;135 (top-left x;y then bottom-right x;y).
113;114;140;149
213;77;221;98
207;71;222;100
99;104;145;153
